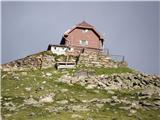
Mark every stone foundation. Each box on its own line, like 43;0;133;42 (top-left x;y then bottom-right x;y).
1;50;128;71
77;51;128;68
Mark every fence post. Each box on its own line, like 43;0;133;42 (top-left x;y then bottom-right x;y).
107;49;110;56
122;56;125;62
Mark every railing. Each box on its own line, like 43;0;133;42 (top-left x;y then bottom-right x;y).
110;55;125;62
101;48;125;62
102;48;110;56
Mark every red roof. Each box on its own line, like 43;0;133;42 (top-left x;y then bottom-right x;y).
77;21;93;28
64;21;104;40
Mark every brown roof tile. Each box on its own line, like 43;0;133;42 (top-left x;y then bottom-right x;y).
64;21;104;40
77;21;93;28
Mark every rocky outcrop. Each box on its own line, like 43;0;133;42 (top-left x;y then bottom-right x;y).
58;72;160;90
1;67;160;119
56;72;160;112
77;51;127;68
1;51;77;71
1;50;128;71
1;51;55;71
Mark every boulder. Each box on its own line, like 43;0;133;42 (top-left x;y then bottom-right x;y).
69;105;90;112
39;93;55;103
56;100;68;105
71;114;83;119
24;98;38;105
96;103;104;108
85;84;97;89
25;87;32;92
46;72;52;77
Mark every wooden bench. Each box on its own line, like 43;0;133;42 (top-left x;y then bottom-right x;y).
56;62;76;69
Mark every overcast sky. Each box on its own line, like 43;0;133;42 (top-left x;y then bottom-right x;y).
1;1;160;75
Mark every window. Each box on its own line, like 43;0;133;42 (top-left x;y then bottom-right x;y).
80;40;88;46
82;29;88;33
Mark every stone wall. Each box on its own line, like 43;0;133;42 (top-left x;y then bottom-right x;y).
77;51;128;68
1;51;78;71
1;51;56;71
1;50;128;71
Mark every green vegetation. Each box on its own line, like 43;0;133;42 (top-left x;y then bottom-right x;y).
93;67;133;75
65;66;134;76
1;67;159;120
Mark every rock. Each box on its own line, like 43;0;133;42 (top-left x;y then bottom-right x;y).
81;100;88;103
46;106;65;113
138;90;153;96
138;96;150;100
139;101;153;107
13;76;20;80
4;114;12;117
87;118;93;120
42;81;46;84
56;100;68;105
46;72;52;76
80;81;86;86
21;72;27;75
71;114;83;119
60;89;68;93
25;87;32;92
85;84;97;89
114;76;122;83
107;90;115;95
1;74;6;79
89;98;99;103
120;99;131;105
137;90;155;100
94;90;99;93
154;101;160;106
74;70;89;79
15;86;19;89
119;106;131;110
24;98;38;105
112;96;118;100
131;101;140;109
57;72;160;92
4;97;12;101
69;98;76;102
36;86;44;92
3;101;16;111
69;105;90;112
96;103;104;108
29;112;36;116
101;98;112;103
97;81;106;88
39;93;55;103
39;96;53;103
130;109;137;114
106;108;110;110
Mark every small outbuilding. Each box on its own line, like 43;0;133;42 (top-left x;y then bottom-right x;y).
47;44;73;55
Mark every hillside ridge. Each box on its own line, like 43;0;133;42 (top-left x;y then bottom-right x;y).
1;50;160;120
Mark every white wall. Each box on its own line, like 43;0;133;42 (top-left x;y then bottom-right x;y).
51;46;69;55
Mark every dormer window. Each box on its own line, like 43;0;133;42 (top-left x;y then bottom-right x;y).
82;29;88;33
80;40;88;46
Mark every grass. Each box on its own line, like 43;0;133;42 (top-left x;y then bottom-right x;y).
94;67;133;75
63;66;133;76
1;67;160;120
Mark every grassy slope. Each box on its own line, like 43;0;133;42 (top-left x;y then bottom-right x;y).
1;67;160;120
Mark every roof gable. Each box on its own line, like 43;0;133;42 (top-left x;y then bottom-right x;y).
77;21;93;28
64;21;104;40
